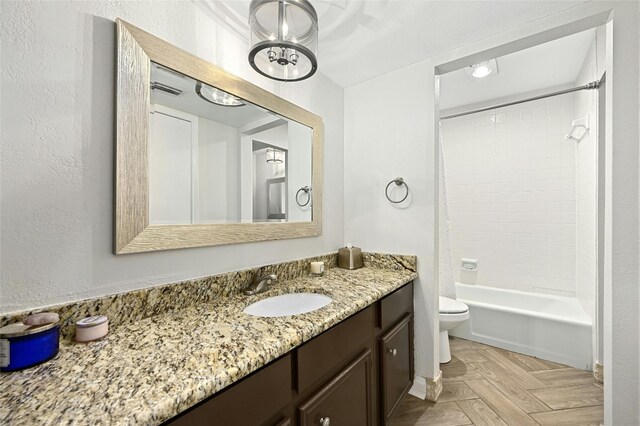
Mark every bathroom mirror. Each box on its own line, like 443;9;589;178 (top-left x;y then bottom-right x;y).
115;19;323;254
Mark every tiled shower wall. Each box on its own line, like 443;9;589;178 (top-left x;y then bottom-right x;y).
441;94;578;296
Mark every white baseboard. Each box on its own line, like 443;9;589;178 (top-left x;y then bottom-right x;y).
409;375;427;400
408;371;443;402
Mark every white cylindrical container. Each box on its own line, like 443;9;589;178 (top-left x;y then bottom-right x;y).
75;316;109;343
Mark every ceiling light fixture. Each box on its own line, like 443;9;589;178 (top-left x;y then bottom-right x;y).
248;0;318;82
195;82;245;107
465;59;499;80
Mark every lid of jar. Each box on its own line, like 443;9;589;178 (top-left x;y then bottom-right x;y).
0;321;59;338
76;315;108;328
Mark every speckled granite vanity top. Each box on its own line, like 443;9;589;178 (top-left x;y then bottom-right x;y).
0;255;417;425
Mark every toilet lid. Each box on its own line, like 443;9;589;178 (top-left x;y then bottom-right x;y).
439;297;468;314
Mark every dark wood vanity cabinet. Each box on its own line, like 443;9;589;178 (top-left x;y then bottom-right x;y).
298;349;374;426
167;281;413;426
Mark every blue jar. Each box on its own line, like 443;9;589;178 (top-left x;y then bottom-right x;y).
0;322;60;372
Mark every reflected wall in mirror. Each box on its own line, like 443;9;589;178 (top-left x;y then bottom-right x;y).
115;19;322;254
148;64;313;225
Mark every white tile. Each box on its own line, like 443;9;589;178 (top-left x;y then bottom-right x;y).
442;93;596;298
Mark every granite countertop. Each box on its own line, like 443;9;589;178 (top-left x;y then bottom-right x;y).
0;266;417;425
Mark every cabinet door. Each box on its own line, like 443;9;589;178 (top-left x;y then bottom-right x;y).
380;314;413;423
298;306;374;393
298;349;373;426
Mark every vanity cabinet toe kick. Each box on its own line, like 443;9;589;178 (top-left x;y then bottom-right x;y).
167;281;414;426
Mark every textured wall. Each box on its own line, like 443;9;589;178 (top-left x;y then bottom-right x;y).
0;0;344;312
442;94;577;297
345;61;438;382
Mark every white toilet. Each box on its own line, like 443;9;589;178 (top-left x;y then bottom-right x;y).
439;296;470;363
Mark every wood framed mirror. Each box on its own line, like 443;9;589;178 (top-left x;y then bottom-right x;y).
115;19;323;254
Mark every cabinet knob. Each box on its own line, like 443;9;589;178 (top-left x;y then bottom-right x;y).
320;417;330;426
388;348;397;357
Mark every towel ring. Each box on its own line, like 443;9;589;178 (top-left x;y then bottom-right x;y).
296;186;312;207
385;177;409;204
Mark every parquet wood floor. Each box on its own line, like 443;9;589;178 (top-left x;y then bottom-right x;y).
391;337;603;426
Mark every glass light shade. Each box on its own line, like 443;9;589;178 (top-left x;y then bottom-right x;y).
249;0;318;82
195;82;245;107
266;148;284;163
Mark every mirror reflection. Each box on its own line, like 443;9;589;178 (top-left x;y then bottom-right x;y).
148;63;313;225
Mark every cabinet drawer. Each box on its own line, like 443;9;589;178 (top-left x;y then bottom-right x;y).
299;349;373;426
297;306;373;392
380;282;413;331
169;354;292;426
380;314;413;423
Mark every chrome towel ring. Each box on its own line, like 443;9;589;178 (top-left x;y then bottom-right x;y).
296;186;312;207
385;177;409;204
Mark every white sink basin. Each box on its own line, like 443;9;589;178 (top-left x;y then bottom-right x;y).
243;293;332;318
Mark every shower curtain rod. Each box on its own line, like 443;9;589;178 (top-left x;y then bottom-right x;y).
440;80;600;120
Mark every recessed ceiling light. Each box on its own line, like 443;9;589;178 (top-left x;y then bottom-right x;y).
465;59;499;80
472;62;492;78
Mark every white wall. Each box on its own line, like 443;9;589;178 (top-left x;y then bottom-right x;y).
148;108;195;224
345;61;439;381
442;94;577;297
251;122;289;149
346;4;638;424
0;0;344;312
197;117;239;223
287;121;313;222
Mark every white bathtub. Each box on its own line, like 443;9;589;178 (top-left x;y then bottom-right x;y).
450;283;592;370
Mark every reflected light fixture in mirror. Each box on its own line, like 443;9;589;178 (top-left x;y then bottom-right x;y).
248;0;318;81
195;82;245;107
266;147;284;164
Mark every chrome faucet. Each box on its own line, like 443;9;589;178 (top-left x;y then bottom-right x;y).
244;267;277;296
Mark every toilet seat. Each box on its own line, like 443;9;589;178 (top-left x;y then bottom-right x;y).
439;297;468;314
